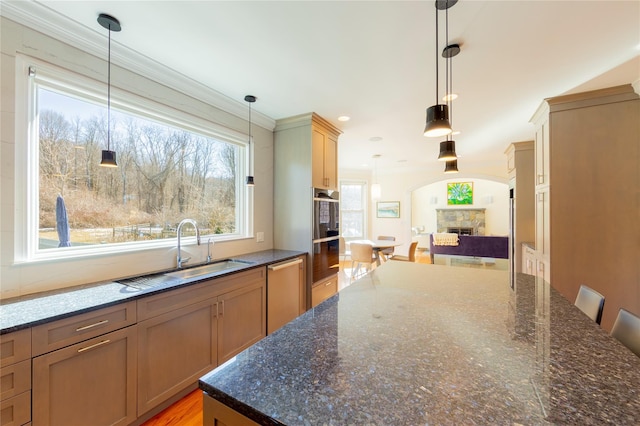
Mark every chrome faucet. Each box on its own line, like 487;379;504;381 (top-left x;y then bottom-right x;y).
206;238;214;263
176;219;201;268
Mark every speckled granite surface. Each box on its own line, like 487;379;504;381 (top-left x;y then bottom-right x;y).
0;249;304;334
199;262;640;425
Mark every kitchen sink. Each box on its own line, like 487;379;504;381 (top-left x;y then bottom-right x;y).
117;274;179;290
164;259;254;280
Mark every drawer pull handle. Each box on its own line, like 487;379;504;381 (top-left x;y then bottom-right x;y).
268;258;303;271
325;282;332;287
78;339;110;353
76;319;109;331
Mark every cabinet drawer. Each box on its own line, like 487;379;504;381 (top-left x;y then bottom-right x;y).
0;329;31;368
0;360;30;401
311;275;338;308
0;390;30;426
32;301;136;356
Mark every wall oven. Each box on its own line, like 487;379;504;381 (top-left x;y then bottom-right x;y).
312;189;340;283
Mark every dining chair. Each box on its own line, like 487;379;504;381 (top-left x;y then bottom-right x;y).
377;235;396;258
349;242;376;282
574;284;605;325
390;241;418;262
611;308;640;357
339;237;350;263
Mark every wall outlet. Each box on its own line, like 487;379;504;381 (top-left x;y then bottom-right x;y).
256;231;264;242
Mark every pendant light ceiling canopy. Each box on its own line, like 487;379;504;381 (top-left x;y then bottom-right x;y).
245;95;256;186
97;13;121;168
424;0;457;138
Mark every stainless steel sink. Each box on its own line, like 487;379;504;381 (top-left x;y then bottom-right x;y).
164;259;253;280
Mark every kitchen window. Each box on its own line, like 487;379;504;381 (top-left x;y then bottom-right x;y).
340;181;366;239
17;58;251;261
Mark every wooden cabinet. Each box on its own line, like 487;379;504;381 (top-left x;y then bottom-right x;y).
522;244;536;276
137;293;217;415
531;85;639;330
203;393;259;426
1;329;32;426
311;275;338;308
137;267;266;415
505;141;535;285
274;113;342;306
312;127;338;190
32;325;137;426
216;269;266;363
531;103;551;285
267;257;306;334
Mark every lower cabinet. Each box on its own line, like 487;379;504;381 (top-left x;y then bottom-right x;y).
32;326;137;426
27;265;268;425
311;274;338;308
137;298;217;416
203;393;259;426
137;267;266;416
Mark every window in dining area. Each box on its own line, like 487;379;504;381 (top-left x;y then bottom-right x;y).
340;181;366;239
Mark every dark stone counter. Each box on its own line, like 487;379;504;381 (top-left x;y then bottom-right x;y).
0;249;304;334
199;262;640;425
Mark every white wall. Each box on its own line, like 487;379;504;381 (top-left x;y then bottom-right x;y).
339;158;510;256
412;179;509;236
0;18;275;299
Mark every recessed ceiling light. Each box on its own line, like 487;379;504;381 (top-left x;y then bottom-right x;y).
452;130;461;135
338;116;350;122
442;93;458;102
369;136;383;142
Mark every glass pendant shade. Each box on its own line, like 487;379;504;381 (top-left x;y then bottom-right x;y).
437;140;457;161
424;104;452;137
246;176;255;186
100;150;118;167
371;183;382;200
444;159;459;173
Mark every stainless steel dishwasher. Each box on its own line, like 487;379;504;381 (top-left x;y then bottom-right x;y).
267;257;304;334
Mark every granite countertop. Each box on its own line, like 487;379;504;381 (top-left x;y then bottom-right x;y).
199;262;640;425
0;249;304;334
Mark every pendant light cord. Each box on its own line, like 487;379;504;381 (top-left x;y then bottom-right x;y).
445;6;450;141
248;100;252;173
107;24;112;151
435;5;439;103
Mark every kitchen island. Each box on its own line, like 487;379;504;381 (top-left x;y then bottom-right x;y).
199;261;640;425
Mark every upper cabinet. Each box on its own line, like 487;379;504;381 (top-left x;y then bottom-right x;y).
312;126;339;190
275;112;342;192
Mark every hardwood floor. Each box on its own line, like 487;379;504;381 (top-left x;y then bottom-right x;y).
142;389;202;426
143;248;506;425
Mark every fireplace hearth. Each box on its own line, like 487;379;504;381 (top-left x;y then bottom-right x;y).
447;227;474;235
436;208;486;235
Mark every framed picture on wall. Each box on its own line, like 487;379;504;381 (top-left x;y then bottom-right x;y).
377;201;400;218
447;182;473;205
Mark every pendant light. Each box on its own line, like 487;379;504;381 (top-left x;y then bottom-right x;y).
438;3;460;164
444;159;459;173
97;14;121;167
424;1;456;137
244;95;256;186
371;154;381;199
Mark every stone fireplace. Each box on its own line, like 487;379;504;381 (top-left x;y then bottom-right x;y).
436;208;486;235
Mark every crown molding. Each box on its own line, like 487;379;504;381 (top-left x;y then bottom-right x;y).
1;0;276;130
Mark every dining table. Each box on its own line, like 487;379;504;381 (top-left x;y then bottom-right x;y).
349;238;403;264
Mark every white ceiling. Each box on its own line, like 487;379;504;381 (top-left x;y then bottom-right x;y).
5;1;640;175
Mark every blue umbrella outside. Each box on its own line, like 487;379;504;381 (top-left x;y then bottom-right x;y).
56;194;71;247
